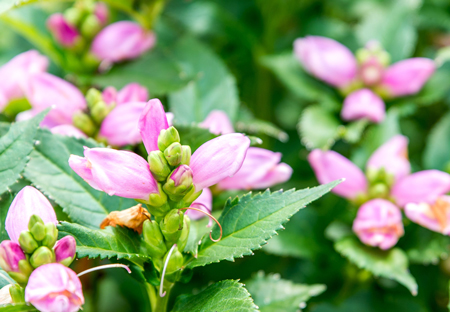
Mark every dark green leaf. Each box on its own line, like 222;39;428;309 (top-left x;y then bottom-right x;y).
406;231;450;265
186;181;340;269
0;268;15;289
172;280;258;312
0;192;13;241
424;111;450;170
184;217;211;258
0;304;37;312
24;130;137;229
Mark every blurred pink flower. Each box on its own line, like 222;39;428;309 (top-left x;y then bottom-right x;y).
47;13;80;48
188;187;212;220
54;236;76;265
405;196;450;235
102;83;148;105
0;241;26;273
94;2;109;26
51;125;87;139
341;89;385;123
199;110;235;135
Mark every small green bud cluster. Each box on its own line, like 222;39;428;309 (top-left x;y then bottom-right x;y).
355;42;391;68
63;2;106;40
353;168;395;206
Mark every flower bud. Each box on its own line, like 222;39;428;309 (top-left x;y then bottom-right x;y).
163;248;184;282
28;215;46;242
164;142;182;167
86;88;103;109
54;236;76;267
63;7;84;27
148;150;171;181
42;223;58;249
91;100;111;123
9;284;24;304
73;112;96;137
117;83;148;104
163;165;194;202
158;126;180;151
94;2;108;26
160;210;184;247
30;246;55;268
18;231;38;254
147;183;169;210
0;241;26;273
80;14;102;39
142;220;167;259
180;145;191;166
177;216;190;252
47;13;80;48
368;183;390;200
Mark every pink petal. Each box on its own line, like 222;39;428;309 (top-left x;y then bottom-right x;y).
251;163;293;189
50;125;87;139
46;14;80;48
117;83;148;105
102;87;117;105
404;200;447;234
187;188;212;220
138;99;169;153
54;236;76;263
341;89;385;123
199;110;234;135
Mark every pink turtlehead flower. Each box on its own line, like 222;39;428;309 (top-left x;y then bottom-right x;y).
218;147;292;190
0;241;26;273
94;2;109;26
102;83;149;106
91;21;155;63
353;199;404;250
0;50;48;107
51;125;87;139
47;14;80;48
188;188;212;221
5;186;57;243
199;110;235;135
294;36;358;88
54;236;76;264
341;89;385;123
405;196;450;235
25;263;84;312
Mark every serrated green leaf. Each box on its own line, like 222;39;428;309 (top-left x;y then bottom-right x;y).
0;111;44;196
298;105;341;150
186;181;340;269
24;129;137;229
424;111;450;171
246;272;325;312
172;280;258;312
184;217;210;258
0;192;13;241
168;37;239;123
0;268;15;288
176;125;217;153
58;222;149;265
335;236;417;295
0;304;37;312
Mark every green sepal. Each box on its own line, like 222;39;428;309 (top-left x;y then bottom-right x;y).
142;219;167;259
18;231;38;254
158;126;180;151
180;145;191;165
160;210;184;247
9;284;25;303
148;150;171;182
164;142;182;167
42;223;58;248
30;246;55;268
73;112;96;136
177;216;190;252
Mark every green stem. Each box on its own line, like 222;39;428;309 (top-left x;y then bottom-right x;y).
146;282;173;312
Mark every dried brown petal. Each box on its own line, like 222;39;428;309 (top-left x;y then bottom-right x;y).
100;204;150;234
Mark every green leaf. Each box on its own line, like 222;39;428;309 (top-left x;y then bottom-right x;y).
0;268;15;288
186;181;340;269
245;272;325;312
168;37;239;123
424;111;450;171
342;119;369;144
298;105;341;150
0;123;11;137
405;228;450;265
23;129;137;229
0;110;44;196
235;118;288;143
0;0;41;15
0;304;37;312
335;236;418;295
183;217;211;258
176;125;217;153
0;192;13;241
58;222;149;264
172;280;258;312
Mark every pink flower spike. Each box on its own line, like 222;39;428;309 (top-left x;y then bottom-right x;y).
308;149;367;200
100;101;146;146
293;36;358;88
50;125;87;139
404;196;450;234
367;135;410;182
25;263;84;312
190;133;251;192
102;86;117;105
5;186;57;243
91;21;155;62
0;241;26;272
353;199;404;250
392;170;450;207
199;110;235;135
69;147;158;200
47;14;80;48
188;188;212;220
138;99;169;153
117;83;148;105
54;236;76;264
341;89;385;123
381;58;435;97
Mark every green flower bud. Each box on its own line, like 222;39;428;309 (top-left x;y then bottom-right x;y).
73;112;96;137
366;167;379;184
9;284;25;303
86;88;103;109
180;145;191;165
18;231;38;254
148;151;171;181
80;15;102;39
164;142;182;167
179;187;202;207
64;7;84;27
368;183;390;199
28;215;46;242
163;248;184;283
148;183;168;208
160;210;184;247
91;101;111;123
177;216;190;252
158;126;180;151
163;165;193;202
8;272;29;285
41;223;58;249
142;220;167;259
30;246;55;268
18;259;33;277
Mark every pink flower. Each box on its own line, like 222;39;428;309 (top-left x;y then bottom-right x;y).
138;99;169;152
116;83;148;104
94;2;109;26
69;147;158;201
102;86;117;105
91;21;155;62
51;125;87;139
47;13;80;48
5;186;57;243
0;241;26;272
0;50;48;107
199;110;234;135
293;36;357;88
54;236;76;264
218;147;292;190
308;149;367;199
405;196;450;235
353;199;404;250
187;188;212;220
25;263;84;312
381;58;435;97
341;89;385;123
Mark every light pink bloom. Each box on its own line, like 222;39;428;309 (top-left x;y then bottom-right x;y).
359;58;384;86
405;196;450;235
102;86;117;105
0;241;26;272
0;50;48;106
308;149;367;199
138;99;169;152
391;170;450;207
293;36;357;88
5;186;57;243
188;188;212;220
218;147;292;190
69;147;158;200
54;236;76;264
47;13;80;48
199;110;234;135
353;199;404;250
381;58;435;97
94;2;109;26
169;165;193;186
341;89;385;123
51;125;87;139
366;135;410;182
91;21;155;62
25;263;84;312
117;83;148;105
